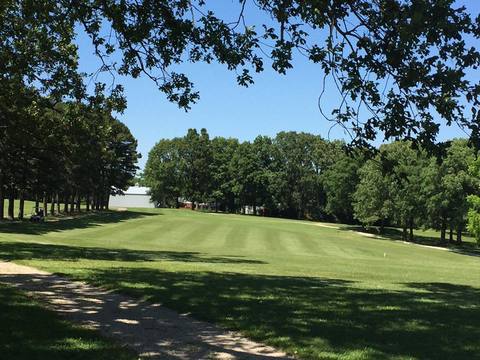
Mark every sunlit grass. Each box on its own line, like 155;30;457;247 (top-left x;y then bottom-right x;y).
1;208;479;359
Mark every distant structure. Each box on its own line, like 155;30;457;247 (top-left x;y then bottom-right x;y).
242;205;266;216
109;186;156;209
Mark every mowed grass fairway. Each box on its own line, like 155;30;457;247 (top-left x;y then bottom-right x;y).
1;209;479;359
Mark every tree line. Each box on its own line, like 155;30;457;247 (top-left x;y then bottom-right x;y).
0;88;139;221
145;129;480;244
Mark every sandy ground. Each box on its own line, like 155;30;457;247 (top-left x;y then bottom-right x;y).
0;261;292;360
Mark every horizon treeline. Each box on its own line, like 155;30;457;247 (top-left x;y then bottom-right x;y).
144;128;480;244
0;99;139;221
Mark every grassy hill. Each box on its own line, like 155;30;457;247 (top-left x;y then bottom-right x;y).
0;209;479;359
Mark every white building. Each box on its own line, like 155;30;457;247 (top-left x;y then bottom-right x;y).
109;186;156;209
242;205;266;215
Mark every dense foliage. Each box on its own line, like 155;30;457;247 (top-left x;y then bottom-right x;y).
466;157;480;244
0;94;139;220
1;1;479;149
354;140;478;243
146;129;479;243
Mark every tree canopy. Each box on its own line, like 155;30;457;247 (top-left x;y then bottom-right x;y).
0;94;139;220
1;1;479;149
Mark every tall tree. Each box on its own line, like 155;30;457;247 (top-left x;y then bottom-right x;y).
182;128;212;209
145;138;184;207
423;140;476;243
380;142;429;241
322;143;362;223
209;137;240;212
271;132;325;219
353;160;392;231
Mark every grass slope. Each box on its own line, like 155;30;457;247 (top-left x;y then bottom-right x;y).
0;209;479;359
0;284;135;360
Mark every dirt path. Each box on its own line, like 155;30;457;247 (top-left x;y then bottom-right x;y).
0;261;292;360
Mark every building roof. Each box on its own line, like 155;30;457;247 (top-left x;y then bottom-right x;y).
124;186;150;195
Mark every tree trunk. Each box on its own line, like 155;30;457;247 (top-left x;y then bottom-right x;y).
408;217;414;242
99;192;104;210
456;224;463;244
402;223;407;241
70;191;75;213
64;193;69;213
18;163;26;220
50;194;55;215
76;193;81;212
56;193;60;214
95;193;100;210
35;196;39;213
99;193;104;210
18;191;24;220
104;190;109;210
379;218;385;234
440;219;447;243
0;178;4;220
449;225;454;243
8;188;14;219
86;193;90;211
43;194;48;219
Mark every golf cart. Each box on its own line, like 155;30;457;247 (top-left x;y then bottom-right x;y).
30;207;45;223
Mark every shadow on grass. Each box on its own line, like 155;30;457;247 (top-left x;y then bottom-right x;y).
65;267;479;360
0;284;135;360
0;210;157;235
342;225;480;257
0;241;266;265
1;239;478;359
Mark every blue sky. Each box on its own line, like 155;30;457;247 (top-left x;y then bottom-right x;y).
76;1;480;169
